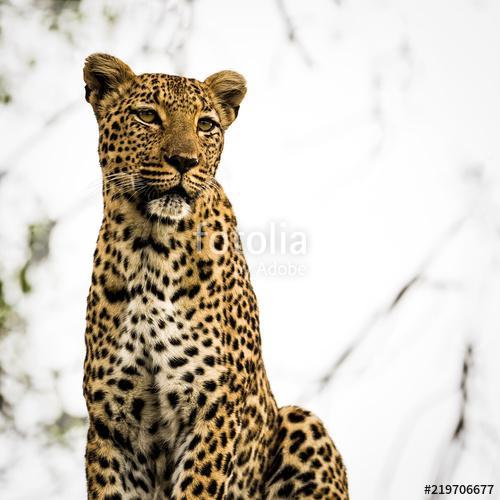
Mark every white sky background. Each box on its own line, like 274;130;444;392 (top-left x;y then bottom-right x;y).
0;0;500;499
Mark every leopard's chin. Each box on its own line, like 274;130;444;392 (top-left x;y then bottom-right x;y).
146;194;191;220
140;184;193;219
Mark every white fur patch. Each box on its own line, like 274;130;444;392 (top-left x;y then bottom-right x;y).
147;195;191;220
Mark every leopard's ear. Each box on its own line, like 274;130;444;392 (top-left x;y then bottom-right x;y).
204;70;246;129
83;53;135;114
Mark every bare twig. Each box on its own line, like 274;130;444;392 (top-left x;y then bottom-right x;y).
140;0;195;75
375;386;454;499
166;0;195;75
275;0;314;67
376;344;478;498
315;217;467;391
430;344;472;498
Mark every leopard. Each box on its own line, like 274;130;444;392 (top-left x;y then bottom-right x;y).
82;53;349;500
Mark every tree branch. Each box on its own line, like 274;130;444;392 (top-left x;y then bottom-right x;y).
315;217;467;391
275;0;314;67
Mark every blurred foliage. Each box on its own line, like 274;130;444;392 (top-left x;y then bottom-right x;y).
0;367;14;425
41;0;81;15
37;0;84;42
0;281;19;427
18;219;56;294
37;0;82;25
18;262;32;293
0;76;12;105
28;219;56;262
0;279;11;333
0;390;12;421
45;411;87;444
0;272;26;339
0;0;85;46
102;4;119;25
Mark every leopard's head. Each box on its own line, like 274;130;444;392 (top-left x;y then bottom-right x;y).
84;53;246;219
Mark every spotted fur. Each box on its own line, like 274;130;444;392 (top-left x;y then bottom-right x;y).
82;53;348;500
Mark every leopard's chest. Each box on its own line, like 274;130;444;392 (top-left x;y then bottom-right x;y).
103;235;228;441
116;288;222;433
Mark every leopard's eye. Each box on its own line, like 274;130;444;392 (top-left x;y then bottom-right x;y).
136;109;160;125
198;118;216;132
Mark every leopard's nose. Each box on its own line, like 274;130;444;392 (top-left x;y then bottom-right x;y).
164;154;199;174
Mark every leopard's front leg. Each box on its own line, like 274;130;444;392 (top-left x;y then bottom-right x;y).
169;399;241;500
86;425;135;500
86;415;170;500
